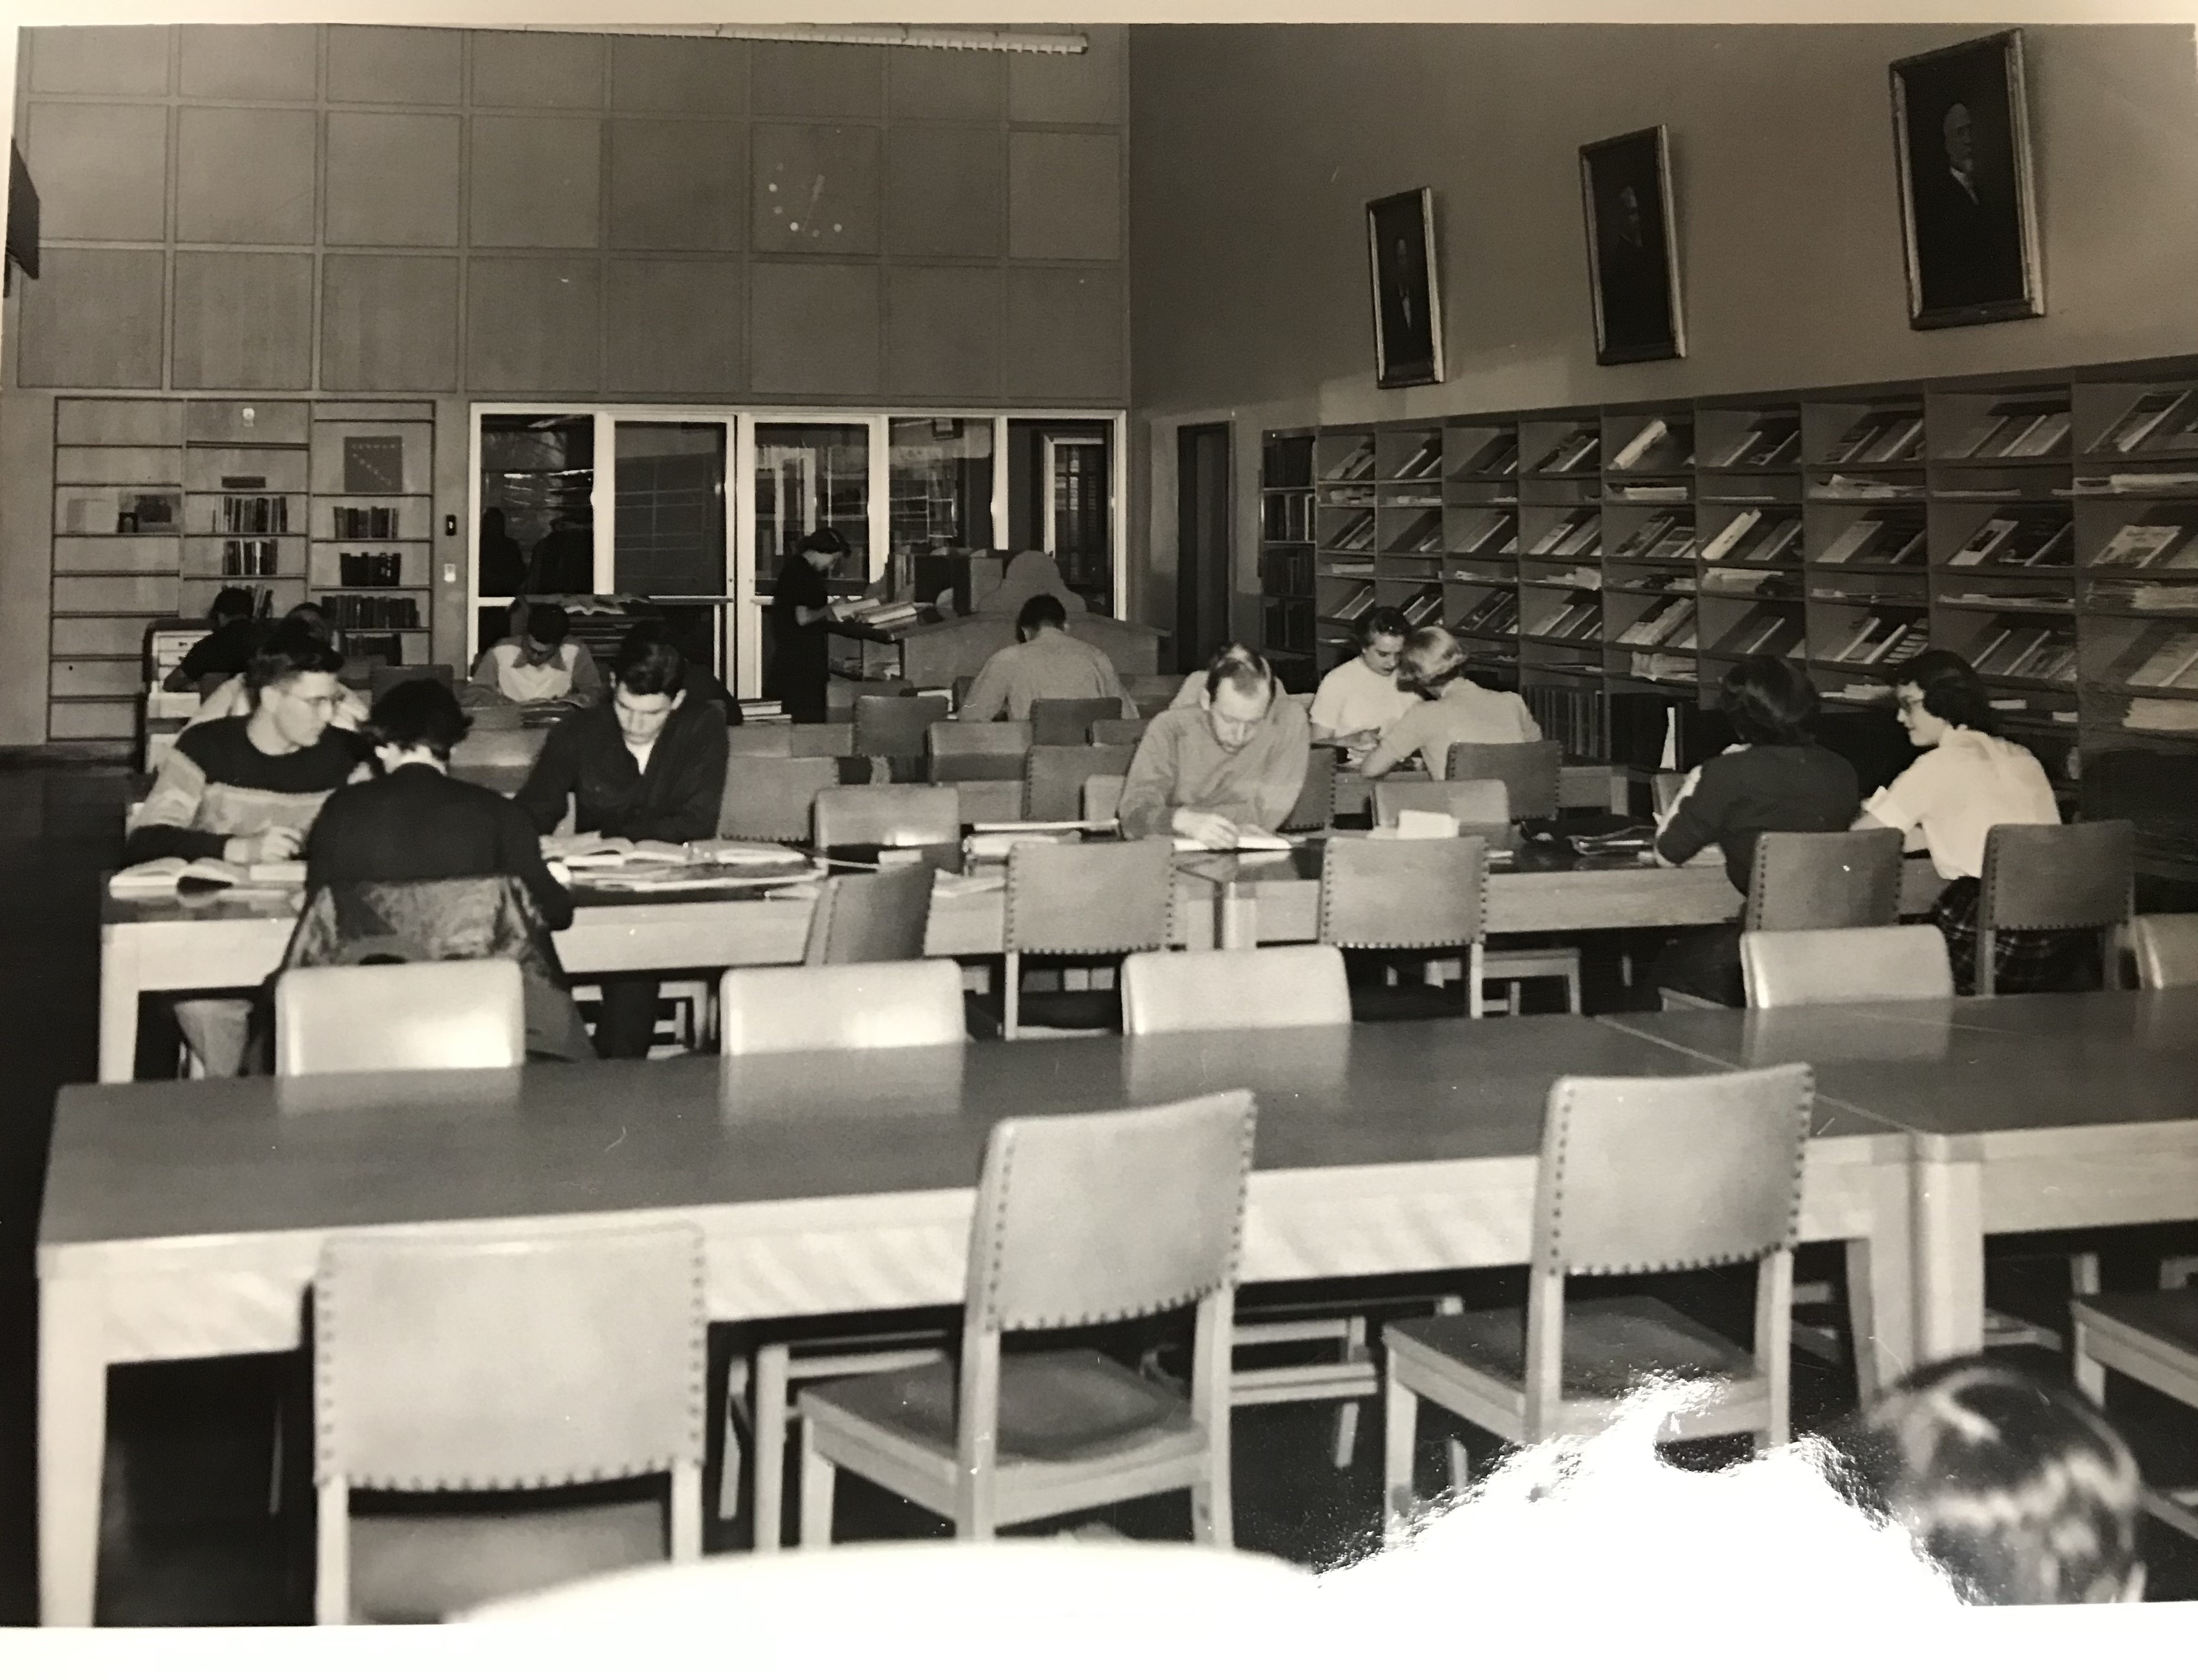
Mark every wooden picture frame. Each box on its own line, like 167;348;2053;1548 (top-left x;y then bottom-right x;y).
1579;126;1686;366
1891;30;2044;329
1366;188;1444;390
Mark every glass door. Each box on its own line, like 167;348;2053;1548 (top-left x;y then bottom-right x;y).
612;419;730;689
735;416;883;701
475;412;597;652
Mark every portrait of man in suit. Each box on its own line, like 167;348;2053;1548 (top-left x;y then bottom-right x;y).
1894;32;2041;327
1366;189;1443;389
1581;127;1685;365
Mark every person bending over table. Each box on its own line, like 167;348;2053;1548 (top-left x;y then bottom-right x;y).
1851;652;2069;994
469;601;605;708
1308;606;1417;754
1120;646;1309;848
1645;655;1859;1006
958;592;1135;723
515;634;729;1057
1357;626;1540;780
162;586;263;694
125;621;368;1074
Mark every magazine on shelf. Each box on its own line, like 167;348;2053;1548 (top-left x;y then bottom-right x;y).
2125;697;2198;733
1453;433;1519;477
1325;441;1376;481
1857;416;1926;466
2129;632;2198;690
1610;418;1670;471
1527;510;1598;557
1331;583;1377;620
2092;523;2190;570
1947;518;2021;568
1402;591;1445;627
2100;391;2194;455
1531;431;1601;474
1819;473;1922;501
1610;514;1677;559
1393;439;1443;480
1645;521;1697;558
1712;418;1801;469
1744;517;1802;564
1615;598;1695;647
2003;412;2072;457
1450;507;1516;553
1697;508;1764;561
1997;515;2074;567
1701;567;1780;596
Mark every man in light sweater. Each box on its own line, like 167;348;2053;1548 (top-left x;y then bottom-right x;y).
958;593;1135;722
1120;647;1310;847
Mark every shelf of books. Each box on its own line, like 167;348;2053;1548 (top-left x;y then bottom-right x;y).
1515;412;1605;720
1601;407;1697;698
1308;426;1378;678
309;407;437;669
1258;430;1317;691
1375;424;1448;646
1442;416;1521;683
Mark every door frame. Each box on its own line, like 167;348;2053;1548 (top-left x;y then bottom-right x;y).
1175;422;1233;674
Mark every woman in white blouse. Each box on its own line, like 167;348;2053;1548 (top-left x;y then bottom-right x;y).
1852;652;2069;993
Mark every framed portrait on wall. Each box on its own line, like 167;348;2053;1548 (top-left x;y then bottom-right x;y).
1366;188;1444;389
1579;126;1686;366
1891;30;2042;329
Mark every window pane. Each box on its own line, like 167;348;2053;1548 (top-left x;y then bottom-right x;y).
614;422;726;598
1006;419;1113;616
754;423;868;586
888;418;994;563
479;414;595;598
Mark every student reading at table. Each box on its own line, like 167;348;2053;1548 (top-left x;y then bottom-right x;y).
1646;656;1859;1005
516;634;730;1057
1120;646;1310;847
162;586;263;693
469;601;605;707
126;621;368;1073
958;592;1134;722
1852;652;2067;993
1357;627;1540;780
767;527;847;724
1308;607;1416;751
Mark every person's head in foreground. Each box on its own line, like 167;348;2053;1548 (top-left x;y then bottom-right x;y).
246;620;349;754
1826;1353;2145;1605
1394;626;1472;701
1356;606;1411;678
1016;592;1070;642
366;678;470;773
1890;648;1999;748
609;633;688;749
1720;654;1819;747
1200;644;1277;750
519;601;572;663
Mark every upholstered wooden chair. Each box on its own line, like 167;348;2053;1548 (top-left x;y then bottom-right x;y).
1371;777;1510;830
801;864;935;966
725;727;795;759
784;723;853;758
2134;912;2198;990
274;959;526;1076
1280;746;1339;833
1443;739;1563;818
1975;820;2135;997
312;1224;706;1623
718;756;839;844
1739;925;1955;1009
1082;774;1127;824
1089;716;1150;749
998;838;1175;1037
1028;697;1124;748
853;694;951;764
813;786;961;872
926;721;1032;783
1381;1063;1814;1539
797;1091;1255;1544
715;960;966;1546
1318;834;1491;1021
1023;744;1136;822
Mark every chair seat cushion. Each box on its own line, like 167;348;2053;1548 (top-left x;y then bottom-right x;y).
803;1348;1193;1463
2074;1289;2198;1359
1387;1297;1752;1397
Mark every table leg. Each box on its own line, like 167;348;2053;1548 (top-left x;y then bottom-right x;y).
1911;1153;1986;1363
1844;1158;1917;1401
98;927;139;1084
39;1277;108;1626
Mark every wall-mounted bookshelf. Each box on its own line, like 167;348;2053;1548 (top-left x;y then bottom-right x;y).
1258;430;1317;689
309;406;437;668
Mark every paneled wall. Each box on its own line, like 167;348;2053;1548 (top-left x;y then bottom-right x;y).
0;23;1130;744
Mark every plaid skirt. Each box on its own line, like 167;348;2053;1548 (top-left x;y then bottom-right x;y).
1931;877;2094;997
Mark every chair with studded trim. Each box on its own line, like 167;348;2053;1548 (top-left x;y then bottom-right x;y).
1029;697;1125;748
995;838;1175;1038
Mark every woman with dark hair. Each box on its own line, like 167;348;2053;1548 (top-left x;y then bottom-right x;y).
767;527;849;723
1358;626;1540;779
305;678;572;929
1854;650;2065;992
1645;655;1859;1004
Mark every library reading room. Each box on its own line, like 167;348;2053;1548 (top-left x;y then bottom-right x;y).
4;13;2198;1647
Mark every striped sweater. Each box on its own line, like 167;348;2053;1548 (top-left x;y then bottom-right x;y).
123;718;368;864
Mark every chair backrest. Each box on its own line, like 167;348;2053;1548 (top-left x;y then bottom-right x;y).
1980;820;2136;933
1023;743;1135;822
2132;912;2198;990
1028;697;1123;748
719;958;966;1054
718;755;839;842
313;1224;705;1494
1082;774;1126;824
1280;745;1338;833
785;722;853;757
1318;834;1487;951
274;958;527;1075
963;1091;1254;1334
1120;946;1352;1036
1744;827;1904;934
813;784;961;851
370;663;455;701
1532;1063;1812;1276
1004;837;1173;955
1443;739;1562;818
725;728;793;759
1371;777;1510;829
802;863;935;964
926;720;1032;782
947;779;1023;824
1738;925;1955;1008
1088;716;1149;749
853;694;951;758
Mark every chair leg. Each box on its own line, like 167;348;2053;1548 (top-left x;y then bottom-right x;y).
1443;1439;1470;1497
753;1343;791;1553
796;1418;835;1547
670;1463;703;1563
1330;1402;1360;1471
1004;951;1022;1041
716;1351;751;1523
1563;960;1581;1016
2070;1252;2102;1298
1382;1374;1418;1546
2072;1323;2106;1406
314;1481;349;1626
1192;1457;1233;1548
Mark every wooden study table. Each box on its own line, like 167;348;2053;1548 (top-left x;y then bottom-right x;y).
36;1015;1914;1624
1605;992;2198;1362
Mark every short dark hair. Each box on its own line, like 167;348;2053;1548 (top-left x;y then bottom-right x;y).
246;618;344;694
367;678;471;761
1017;593;1068;635
1892;648;2001;735
1719;655;1820;747
1826;1355;2142;1605
525;602;571;645
209;586;256;623
1202;643;1274;702
611;632;687;697
283;601;329;629
798;527;850;559
1358;606;1411;646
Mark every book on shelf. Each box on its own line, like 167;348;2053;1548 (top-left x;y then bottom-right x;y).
1450;508;1518;554
1995;514;2074;567
1610;417;1669;471
1819;473;1924;501
1975;626;2052;678
1701;566;1782;596
1325;441;1376;481
1947;518;2020;568
1858;416;1926;466
1402;591;1445;627
1527;510;1601;557
1628;651;1696;682
1393;439;1443;480
2091;522;2193;569
1456;593;1521;635
1743;517;1802;564
1530;431;1600;474
2127;631;2198;690
1611;481;1691;503
1710;417;1801;469
2092;582;2198;612
1322;558;1377;578
1390;512;1443;554
2089;471;2198;494
1610;513;1678;559
2099;390;2196;455
1326;513;1376;552
1715;608;1804;657
2124;697;2198;733
1453;433;1519;477
1615;598;1696;647
1698;508;1764;561
2003;411;2072;458
1646;520;1698;559
1330;583;1378;621
1815;514;1927;567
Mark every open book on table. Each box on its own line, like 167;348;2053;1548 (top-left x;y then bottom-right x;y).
109;856;306;897
1170;827;1295;853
